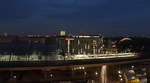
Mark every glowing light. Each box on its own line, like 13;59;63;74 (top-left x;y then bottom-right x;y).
131;65;135;69
65;38;74;40
118;70;122;74
95;71;98;76
128;70;135;74
101;65;107;83
91;80;94;83
84;72;87;75
73;66;85;70
13;75;17;79
120;78;123;81
79;36;91;38
50;74;53;77
119;75;122;77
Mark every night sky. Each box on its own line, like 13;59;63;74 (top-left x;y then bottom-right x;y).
0;0;150;36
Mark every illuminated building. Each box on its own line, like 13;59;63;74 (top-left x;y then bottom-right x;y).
56;34;104;56
57;30;67;36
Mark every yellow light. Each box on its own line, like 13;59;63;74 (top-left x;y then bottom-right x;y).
82;67;85;70
95;71;98;75
120;78;123;81
128;78;140;83
119;75;122;77
118;70;122;74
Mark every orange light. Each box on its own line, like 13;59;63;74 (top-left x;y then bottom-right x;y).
65;38;74;40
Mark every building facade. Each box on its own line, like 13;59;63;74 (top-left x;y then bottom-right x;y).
56;35;104;56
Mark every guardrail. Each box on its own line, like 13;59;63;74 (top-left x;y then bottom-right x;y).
0;53;137;61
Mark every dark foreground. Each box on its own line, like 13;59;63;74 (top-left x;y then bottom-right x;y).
0;57;149;83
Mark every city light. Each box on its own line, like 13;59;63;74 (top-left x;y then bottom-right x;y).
0;0;150;82
101;65;107;83
119;75;122;78
95;71;98;76
73;66;85;70
118;70;122;74
0;31;149;83
13;75;17;79
120;78;123;81
50;74;53;78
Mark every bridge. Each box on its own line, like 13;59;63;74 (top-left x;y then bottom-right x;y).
0;56;149;83
0;55;146;70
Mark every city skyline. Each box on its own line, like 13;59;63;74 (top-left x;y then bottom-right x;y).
0;0;150;36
